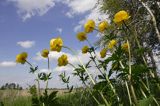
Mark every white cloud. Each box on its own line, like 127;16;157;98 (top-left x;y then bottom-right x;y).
61;0;97;18
34;50;90;63
56;28;63;34
74;25;82;32
17;40;35;48
39;68;52;73
74;2;109;32
8;0;55;21
0;61;16;67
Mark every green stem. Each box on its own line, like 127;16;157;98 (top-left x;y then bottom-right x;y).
125;81;132;105
45;57;50;90
127;40;138;104
99;91;110;106
63;46;110;105
140;87;147;98
68;63;76;68
83;82;101;105
140;80;160;106
26;60;41;98
63;46;95;85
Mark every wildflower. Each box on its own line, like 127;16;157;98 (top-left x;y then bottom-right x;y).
100;48;107;58
121;43;129;52
84;20;95;33
58;54;68;66
82;46;89;54
16;52;28;64
77;32;87;41
41;49;49;58
113;10;130;24
50;37;63;52
108;40;117;49
98;21;109;32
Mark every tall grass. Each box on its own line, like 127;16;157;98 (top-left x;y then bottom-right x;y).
0;89;99;106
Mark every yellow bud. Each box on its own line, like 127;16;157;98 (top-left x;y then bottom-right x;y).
50;37;63;52
113;10;130;24
84;20;95;33
41;49;49;58
108;40;117;49
77;32;87;41
58;54;68;66
98;21;109;32
100;48;107;58
82;46;89;54
16;52;28;64
121;43;129;52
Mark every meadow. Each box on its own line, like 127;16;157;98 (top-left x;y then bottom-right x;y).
0;89;98;106
1;0;160;106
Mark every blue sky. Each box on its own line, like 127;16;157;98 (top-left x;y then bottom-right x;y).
0;0;109;88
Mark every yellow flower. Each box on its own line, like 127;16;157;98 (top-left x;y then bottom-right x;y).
77;32;87;41
108;40;117;49
41;49;49;58
100;48;107;58
50;37;63;52
58;54;68;66
98;21;109;32
113;10;130;24
82;46;89;54
16;52;28;64
121;43;129;52
84;20;95;33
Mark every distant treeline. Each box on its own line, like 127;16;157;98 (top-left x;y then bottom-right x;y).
0;83;23;90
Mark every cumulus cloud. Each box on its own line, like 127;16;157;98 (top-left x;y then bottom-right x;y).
56;28;63;34
74;2;109;32
60;0;97;18
34;50;90;64
17;40;35;48
0;61;16;67
8;0;55;21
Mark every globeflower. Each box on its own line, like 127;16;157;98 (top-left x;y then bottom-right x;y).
50;37;63;52
100;48;107;58
121;43;129;52
77;32;87;41
41;49;49;58
113;10;130;24
16;52;28;64
84;20;95;33
82;46;89;54
58;54;68;66
108;40;117;49
98;21;109;32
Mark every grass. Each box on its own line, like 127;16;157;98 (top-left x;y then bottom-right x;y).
0;89;98;106
0;90;31;106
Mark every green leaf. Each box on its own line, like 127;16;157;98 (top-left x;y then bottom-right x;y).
48;91;58;101
98;75;105;80
138;96;154;106
93;81;108;91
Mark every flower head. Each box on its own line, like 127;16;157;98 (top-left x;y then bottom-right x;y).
98;21;109;32
16;52;28;64
113;10;130;24
58;54;68;66
121;43;129;52
77;32;87;41
108;40;117;49
100;48;107;58
84;20;95;33
82;46;89;54
41;49;49;58
50;37;63;52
